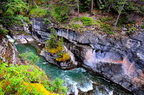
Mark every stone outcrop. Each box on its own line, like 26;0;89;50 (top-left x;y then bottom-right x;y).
40;45;78;70
0;36;26;65
8;22;35;44
27;18;144;94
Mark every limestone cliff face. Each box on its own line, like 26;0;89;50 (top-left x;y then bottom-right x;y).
27;18;144;94
0;36;25;65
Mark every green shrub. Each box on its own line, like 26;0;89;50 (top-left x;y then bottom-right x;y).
4;0;27;16
45;29;70;62
99;17;112;22
19;52;39;64
52;6;70;22
127;27;136;33
46;29;60;49
44;18;51;24
29;7;47;17
68;23;81;29
1;15;30;26
45;29;64;53
0;63;67;94
73;17;79;22
79;0;90;12
0;27;9;35
52;78;67;94
101;24;113;34
80;16;93;26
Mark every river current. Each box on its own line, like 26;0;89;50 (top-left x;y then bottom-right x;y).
16;44;132;95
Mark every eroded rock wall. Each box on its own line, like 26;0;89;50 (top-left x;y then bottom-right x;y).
31;18;144;95
0;36;26;65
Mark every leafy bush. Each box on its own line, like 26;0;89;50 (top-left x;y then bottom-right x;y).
0;27;9;35
79;0;90;12
0;63;67;94
52;6;70;22
46;45;63;54
99;17;112;22
101;24;113;34
44;18;51;24
4;0;27;16
80;16;93;26
56;53;71;62
73;17;79;22
127;27;136;33
46;29;71;62
19;52;39;64
1;15;30;26
29;7;47;17
46;29;63;50
68;23;81;29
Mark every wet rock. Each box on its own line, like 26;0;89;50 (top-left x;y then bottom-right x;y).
30;18;144;95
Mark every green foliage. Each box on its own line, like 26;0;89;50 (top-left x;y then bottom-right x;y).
45;29;70;61
98;0;126;12
19;52;39;64
127;27;136;33
0;63;67;94
126;3;143;14
140;6;144;12
95;16;113;34
46;29;59;49
34;0;45;6
101;24;113;34
52;78;67;94
80;16;93;26
97;0;144;15
52;6;70;22
118;18;127;25
68;23;81;29
46;29;64;51
99;17;113;22
0;0;30;26
4;0;27;16
1;15;30;26
44;18;51;24
0;27;9;35
73;17;79;22
29;7;47;17
79;0;90;12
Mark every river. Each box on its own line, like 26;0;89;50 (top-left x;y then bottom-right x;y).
16;44;132;95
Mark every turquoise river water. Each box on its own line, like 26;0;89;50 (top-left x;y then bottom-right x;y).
16;44;132;95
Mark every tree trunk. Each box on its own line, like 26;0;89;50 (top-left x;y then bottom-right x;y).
70;7;75;15
77;0;79;18
90;0;94;15
114;0;126;31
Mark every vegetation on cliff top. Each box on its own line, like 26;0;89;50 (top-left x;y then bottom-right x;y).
0;0;143;34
